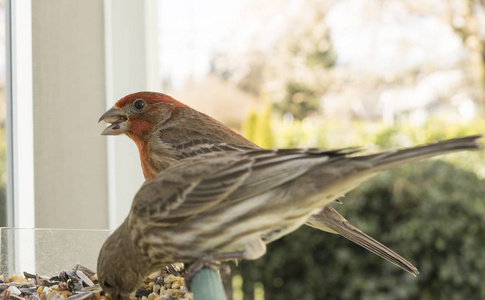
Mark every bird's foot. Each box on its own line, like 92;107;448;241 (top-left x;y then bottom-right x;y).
185;251;244;289
185;238;266;288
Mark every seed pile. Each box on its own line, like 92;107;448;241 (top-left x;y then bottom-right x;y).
0;264;192;300
136;269;192;300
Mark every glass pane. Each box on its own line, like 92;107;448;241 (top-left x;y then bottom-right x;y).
0;228;110;277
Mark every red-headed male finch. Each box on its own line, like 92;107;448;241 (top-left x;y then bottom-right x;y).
98;92;425;276
97;136;481;299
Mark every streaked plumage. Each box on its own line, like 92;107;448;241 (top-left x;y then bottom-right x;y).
99;92;425;276
97;136;481;299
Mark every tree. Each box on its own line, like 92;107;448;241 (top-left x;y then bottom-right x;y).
210;0;336;120
264;0;336;120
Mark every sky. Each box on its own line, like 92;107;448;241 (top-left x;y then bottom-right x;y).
157;0;247;88
0;0;468;90
157;0;304;89
157;0;466;88
326;0;464;73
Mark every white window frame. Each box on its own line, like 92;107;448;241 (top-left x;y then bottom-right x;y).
5;0;35;229
4;0;35;275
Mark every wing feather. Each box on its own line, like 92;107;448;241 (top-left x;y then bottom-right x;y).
131;149;353;226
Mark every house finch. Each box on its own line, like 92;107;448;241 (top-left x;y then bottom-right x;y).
97;136;481;299
99;92;420;275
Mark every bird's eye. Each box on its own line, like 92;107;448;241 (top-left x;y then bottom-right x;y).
103;280;113;289
134;100;145;110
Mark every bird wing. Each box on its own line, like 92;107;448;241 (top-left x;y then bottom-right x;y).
172;139;257;159
130;152;253;225
226;148;359;202
130;135;481;228
130;149;355;225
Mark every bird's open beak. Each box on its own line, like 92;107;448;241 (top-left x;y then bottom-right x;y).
98;107;129;135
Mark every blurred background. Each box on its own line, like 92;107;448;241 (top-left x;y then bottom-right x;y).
0;0;485;300
158;1;484;299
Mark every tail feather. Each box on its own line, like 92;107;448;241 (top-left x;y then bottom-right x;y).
306;135;481;276
307;206;419;276
356;135;482;171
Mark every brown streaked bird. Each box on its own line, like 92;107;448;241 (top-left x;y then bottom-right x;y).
97;136;481;299
98;92;420;276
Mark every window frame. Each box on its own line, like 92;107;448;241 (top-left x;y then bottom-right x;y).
5;0;35;229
